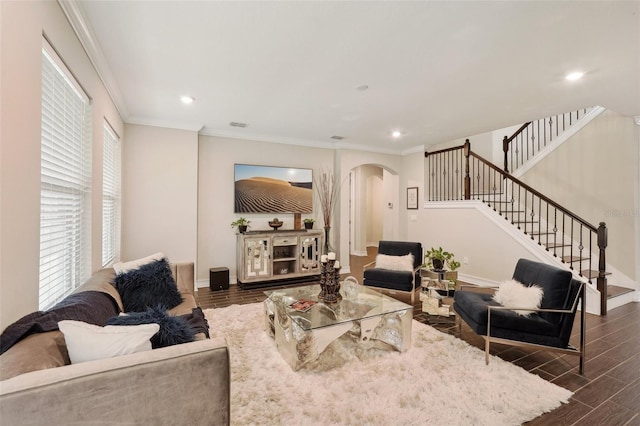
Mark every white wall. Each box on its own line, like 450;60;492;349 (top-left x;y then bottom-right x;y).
197;135;334;284
520;110;638;280
0;1;123;331
402;151;425;242
121;124;198;270
382;169;399;241
414;203;538;282
366;171;383;245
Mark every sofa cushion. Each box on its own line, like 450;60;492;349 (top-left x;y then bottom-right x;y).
378;241;423;269
106;306;195;348
59;320;159;364
73;267;124;312
363;269;417;292
512;258;572;323
114;258;184;312
493;279;544;316
0;331;69;380
453;291;562;346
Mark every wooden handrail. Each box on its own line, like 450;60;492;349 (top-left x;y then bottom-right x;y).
505;122;532;144
425;145;466;157
502;109;591;173
470;152;598;232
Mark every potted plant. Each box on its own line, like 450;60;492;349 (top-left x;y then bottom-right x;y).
231;217;250;233
303;218;315;229
424;246;461;295
424;246;453;271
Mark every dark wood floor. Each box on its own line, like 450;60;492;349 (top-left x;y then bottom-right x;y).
196;248;639;426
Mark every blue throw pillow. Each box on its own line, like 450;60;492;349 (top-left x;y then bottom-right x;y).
114;258;183;313
106;305;194;348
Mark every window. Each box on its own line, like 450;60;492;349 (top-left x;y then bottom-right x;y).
102;120;120;267
39;38;92;310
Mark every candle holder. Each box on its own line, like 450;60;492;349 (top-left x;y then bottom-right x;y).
318;253;341;304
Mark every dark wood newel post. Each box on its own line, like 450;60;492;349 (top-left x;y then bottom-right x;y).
502;135;510;173
463;139;471;200
597;222;608;315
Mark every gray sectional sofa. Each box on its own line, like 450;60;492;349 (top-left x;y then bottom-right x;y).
0;262;230;425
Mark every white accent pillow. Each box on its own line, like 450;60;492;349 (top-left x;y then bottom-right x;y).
59;320;159;364
493;279;544;316
113;252;165;275
375;253;415;272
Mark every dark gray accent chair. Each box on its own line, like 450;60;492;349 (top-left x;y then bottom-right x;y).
363;241;423;304
453;258;586;374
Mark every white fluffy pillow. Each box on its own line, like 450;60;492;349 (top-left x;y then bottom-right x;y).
113;252;165;275
59;320;159;364
375;253;415;272
493;279;544;316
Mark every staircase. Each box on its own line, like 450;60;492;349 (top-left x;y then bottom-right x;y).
425;110;637;314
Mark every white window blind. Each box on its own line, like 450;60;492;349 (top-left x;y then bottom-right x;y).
39;39;92;310
102;120;120;267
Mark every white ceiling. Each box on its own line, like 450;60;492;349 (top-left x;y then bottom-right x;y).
70;0;639;154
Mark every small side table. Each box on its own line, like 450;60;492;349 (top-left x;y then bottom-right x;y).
419;268;456;323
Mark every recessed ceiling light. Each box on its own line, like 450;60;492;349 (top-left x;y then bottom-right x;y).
180;96;195;104
330;135;345;140
356;84;369;91
565;71;584;81
392;130;402;138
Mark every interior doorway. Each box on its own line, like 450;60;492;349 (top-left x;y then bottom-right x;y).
349;164;398;257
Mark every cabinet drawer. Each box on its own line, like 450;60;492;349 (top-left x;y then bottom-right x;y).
273;236;298;246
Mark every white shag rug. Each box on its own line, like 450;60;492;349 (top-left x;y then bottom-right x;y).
205;303;572;426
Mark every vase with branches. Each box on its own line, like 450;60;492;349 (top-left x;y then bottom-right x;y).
315;169;340;254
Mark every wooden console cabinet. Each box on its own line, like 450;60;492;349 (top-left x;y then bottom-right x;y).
236;230;323;288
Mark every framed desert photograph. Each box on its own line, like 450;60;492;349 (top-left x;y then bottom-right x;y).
234;164;313;214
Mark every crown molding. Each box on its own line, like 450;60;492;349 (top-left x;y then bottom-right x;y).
401;144;427;156
126;117;204;133
57;0;129;120
199;127;410;156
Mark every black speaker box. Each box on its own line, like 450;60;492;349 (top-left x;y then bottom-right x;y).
209;267;230;291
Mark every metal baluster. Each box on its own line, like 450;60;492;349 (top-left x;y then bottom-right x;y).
569;220;574;270
538;195;542;245
578;224;584;276
553;208;558;257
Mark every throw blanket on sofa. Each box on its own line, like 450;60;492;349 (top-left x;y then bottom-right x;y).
0;291;120;355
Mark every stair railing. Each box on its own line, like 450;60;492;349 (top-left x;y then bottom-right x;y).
426;140;608;314
503;108;592;173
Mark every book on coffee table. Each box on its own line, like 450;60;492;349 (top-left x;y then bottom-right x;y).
289;299;317;312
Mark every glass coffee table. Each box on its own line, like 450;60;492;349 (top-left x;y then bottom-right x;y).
264;284;412;371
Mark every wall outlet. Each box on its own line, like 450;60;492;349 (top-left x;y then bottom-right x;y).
463;256;469;264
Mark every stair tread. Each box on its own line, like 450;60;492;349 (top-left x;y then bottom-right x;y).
544;242;572;248
607;285;635;299
562;256;589;263
581;269;612;279
512;220;540;224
